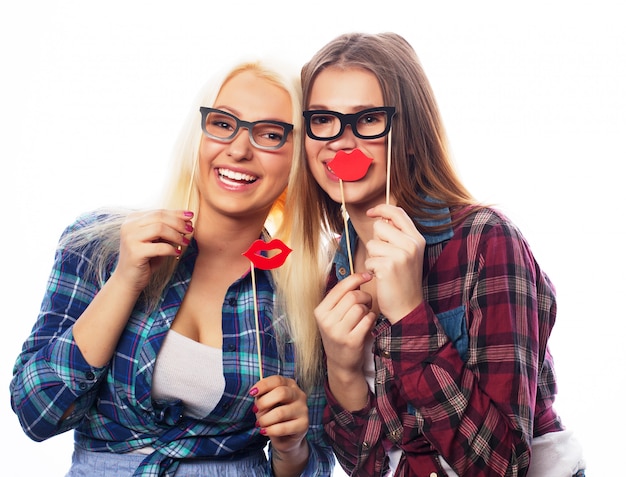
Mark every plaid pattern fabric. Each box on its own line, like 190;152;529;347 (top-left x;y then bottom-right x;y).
10;213;334;476
324;207;563;476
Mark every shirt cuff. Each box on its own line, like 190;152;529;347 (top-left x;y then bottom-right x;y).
46;327;106;394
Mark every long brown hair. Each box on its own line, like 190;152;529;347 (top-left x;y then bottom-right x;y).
302;32;476;233
277;32;479;390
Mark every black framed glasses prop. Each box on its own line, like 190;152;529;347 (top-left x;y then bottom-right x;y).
200;107;294;151
302;106;396;141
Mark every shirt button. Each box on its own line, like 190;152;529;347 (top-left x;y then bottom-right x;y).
228;298;236;306
430;473;437;477
227;344;236;352
78;382;87;390
85;371;95;380
381;350;391;358
338;267;347;276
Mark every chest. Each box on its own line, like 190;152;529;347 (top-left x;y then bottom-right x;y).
171;261;248;347
105;265;289;417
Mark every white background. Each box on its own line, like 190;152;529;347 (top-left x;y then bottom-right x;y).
1;1;624;475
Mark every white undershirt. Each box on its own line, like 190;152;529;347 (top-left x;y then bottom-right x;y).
362;336;405;475
151;330;226;419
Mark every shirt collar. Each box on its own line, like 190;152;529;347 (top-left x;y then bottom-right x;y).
179;233;276;288
333;203;453;281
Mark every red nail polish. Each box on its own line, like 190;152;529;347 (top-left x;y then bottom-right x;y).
260;428;267;435
249;387;258;396
252;405;258;413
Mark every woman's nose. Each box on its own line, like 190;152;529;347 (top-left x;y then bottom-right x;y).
327;124;358;151
225;129;253;160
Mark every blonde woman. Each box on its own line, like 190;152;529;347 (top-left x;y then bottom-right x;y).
11;59;333;476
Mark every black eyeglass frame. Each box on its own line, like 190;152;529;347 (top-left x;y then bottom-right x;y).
302;106;396;141
199;107;294;151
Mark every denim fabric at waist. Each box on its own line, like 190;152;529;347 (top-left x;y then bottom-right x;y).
65;446;267;477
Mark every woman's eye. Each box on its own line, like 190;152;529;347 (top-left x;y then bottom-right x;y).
214;120;234;131
359;113;381;125
312;115;332;125
255;125;285;145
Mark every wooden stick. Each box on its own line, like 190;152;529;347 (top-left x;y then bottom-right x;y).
250;264;264;379
386;127;392;205
340;179;354;274
184;160;197;210
176;160;198;259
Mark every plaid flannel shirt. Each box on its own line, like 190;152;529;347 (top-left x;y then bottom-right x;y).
324;206;563;477
11;213;334;476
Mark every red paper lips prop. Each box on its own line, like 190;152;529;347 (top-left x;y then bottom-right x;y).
243;238;292;270
327;149;373;181
243;238;292;380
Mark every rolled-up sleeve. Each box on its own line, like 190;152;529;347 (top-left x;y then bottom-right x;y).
10;230;108;441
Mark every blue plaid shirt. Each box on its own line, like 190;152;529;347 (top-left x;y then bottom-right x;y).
10;213;334;476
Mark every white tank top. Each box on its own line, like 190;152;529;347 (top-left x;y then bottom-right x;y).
151;330;226;419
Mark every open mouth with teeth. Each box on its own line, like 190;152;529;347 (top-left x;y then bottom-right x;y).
218;168;258;185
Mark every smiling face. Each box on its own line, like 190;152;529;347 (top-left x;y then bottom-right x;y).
305;66;391;213
197;70;293;221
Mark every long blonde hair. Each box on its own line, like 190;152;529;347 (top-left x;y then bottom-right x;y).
278;32;479;390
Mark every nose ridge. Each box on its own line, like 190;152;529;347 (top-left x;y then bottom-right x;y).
328;124;358;150
226;128;253;160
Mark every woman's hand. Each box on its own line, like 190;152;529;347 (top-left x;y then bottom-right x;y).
115;209;193;293
315;272;376;376
365;204;426;324
314;272;376;410
250;376;310;475
72;209;193;367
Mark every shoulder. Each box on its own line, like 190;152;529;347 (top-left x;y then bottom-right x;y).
56;207;133;261
452;206;537;263
62;207;131;235
457;206;526;241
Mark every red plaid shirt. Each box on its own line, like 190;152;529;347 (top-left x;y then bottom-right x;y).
324;207;563;476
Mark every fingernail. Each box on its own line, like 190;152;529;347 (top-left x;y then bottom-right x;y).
184;211;194;218
185;223;193;232
249;387;258;396
252;405;258;413
260;428;267;435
